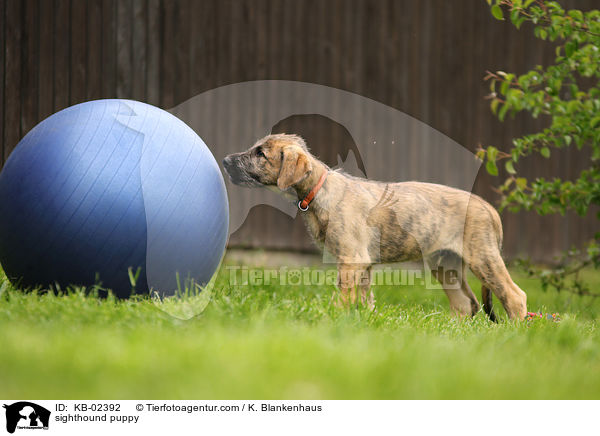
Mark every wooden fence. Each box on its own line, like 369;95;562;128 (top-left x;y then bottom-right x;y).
0;0;597;261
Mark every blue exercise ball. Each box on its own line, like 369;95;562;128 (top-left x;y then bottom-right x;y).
0;99;229;298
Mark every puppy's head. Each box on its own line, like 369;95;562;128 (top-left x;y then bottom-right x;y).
223;134;312;190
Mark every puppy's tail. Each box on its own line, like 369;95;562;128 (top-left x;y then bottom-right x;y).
482;286;498;322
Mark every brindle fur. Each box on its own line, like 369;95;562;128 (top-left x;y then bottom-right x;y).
223;134;527;320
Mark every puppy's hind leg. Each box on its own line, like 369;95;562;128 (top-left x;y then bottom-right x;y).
468;250;527;320
481;286;498;322
428;252;480;317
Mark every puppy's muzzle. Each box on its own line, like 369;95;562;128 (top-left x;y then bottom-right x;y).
222;154;261;187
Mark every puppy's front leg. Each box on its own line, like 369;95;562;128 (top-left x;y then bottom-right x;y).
337;263;357;307
336;263;373;309
358;266;375;310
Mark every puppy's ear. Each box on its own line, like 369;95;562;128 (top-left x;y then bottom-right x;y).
277;147;312;190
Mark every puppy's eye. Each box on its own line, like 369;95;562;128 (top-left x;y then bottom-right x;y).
256;148;266;158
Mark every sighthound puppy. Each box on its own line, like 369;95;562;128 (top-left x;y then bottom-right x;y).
223;134;527;320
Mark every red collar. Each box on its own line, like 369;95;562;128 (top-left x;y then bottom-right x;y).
298;171;328;211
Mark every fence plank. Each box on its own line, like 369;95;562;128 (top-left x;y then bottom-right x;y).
132;0;147;102
53;0;69;112
101;0;116;98
86;0;103;101
70;0;86;104
20;0;38;140
146;0;160;105
174;0;190;106
38;0;54;121
3;0;21;161
159;0;175;108
116;0;132;98
0;0;5;161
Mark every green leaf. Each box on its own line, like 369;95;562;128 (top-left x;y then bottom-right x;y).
565;41;576;58
568;10;583;21
591;117;600;128
490;99;500;115
516;177;527;189
539;28;547;40
486;159;499;176
487;145;499;161
491;5;504;20
502;177;514;189
510;9;521;26
563;135;572;146
498;103;510;121
540;147;551;158
505;160;516;174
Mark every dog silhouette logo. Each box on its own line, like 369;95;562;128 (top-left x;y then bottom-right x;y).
3;402;50;433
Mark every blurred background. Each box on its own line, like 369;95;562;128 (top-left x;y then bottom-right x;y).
0;0;596;262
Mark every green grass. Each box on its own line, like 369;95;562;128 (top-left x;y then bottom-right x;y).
0;259;599;399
